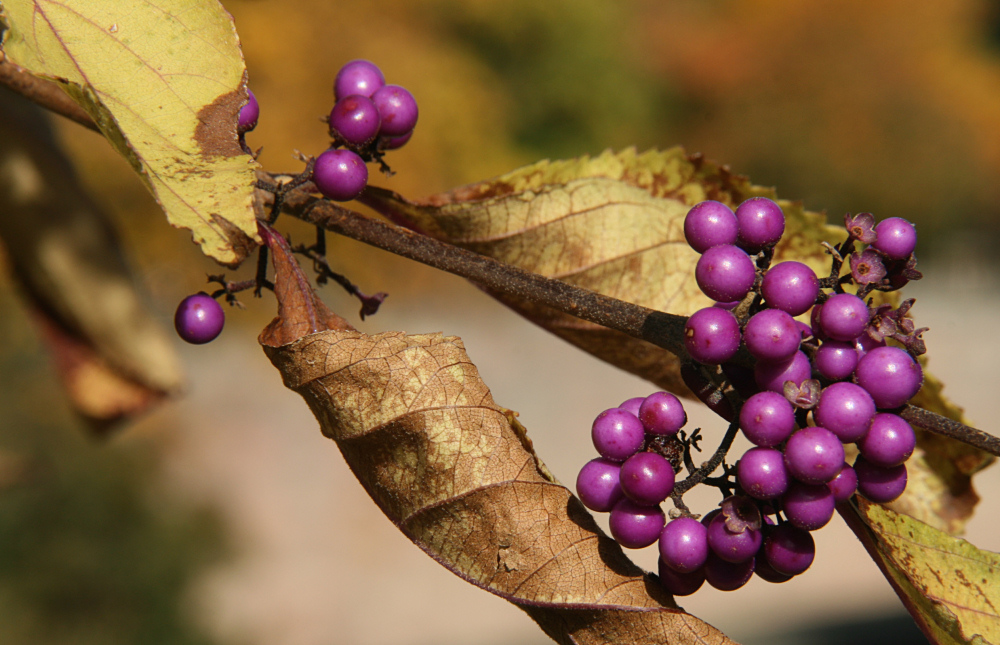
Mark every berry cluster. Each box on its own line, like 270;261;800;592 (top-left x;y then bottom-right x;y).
577;198;927;595
313;60;419;201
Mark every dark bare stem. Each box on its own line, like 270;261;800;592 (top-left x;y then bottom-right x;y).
901;405;1000;458
293;243;387;319
0;58;99;132
673;419;741;496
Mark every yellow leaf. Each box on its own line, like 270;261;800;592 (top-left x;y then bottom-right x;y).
0;0;260;266
843;499;1000;645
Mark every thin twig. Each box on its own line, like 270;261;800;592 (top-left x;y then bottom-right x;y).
673;419;741;496
901;405;1000;458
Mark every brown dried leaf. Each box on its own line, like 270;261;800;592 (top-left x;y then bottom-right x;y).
259;242;738;645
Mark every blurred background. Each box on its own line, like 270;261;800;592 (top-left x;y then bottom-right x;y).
1;0;999;643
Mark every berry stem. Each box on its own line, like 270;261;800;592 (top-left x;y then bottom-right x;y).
900;405;1000;458
292;242;387;320
673;418;741;497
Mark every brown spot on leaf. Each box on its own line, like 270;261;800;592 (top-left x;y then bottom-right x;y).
194;77;247;160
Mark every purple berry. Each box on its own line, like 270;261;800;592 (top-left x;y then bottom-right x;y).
819;293;870;342
658;517;709;573
334;60;385;100
592;408;645;462
313;149;368;201
828;462;858;502
739;391;796;447
683;200;739;253
754;350;811;393
855;333;886;357
764;524;815;576
609;499;666;549
372;84;418;137
378;131;413;150
855;457;908;503
329;95;381;146
761;261;820;316
813;339;860;381
784;427;846;484
755;550;793;583
744;309;802;363
238;89;259;133
618;397;644;417
737;447;789;499
684;307;742;364
175;293;224;344
639;392;687;435
858;413;916;467
575;458;623;512
813;382;877;443
695;244;756;303
735;197;785;251
873;217;917;260
782;481;835;531
620;452;675;505
707;513;762;563
704;552;755;591
658;557;705;596
855;346;923;409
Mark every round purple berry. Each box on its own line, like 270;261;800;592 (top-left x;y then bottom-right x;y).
372;84;418;137
704;552;755;591
313;149;368;201
592;408;645;462
735;197;785;251
175;293;224;344
754;350;811;393
639;392;687;435
684;307;742;365
813;339;860;381
854;457;908;503
761;261;820;316
575;458;623;512
855;333;886;357
858;413;916;467
755;550;793;583
813;382;877;443
763;524;815;576
744;309;802;363
334;59;385;100
329;95;381;146
683;200;739;253
873;217;917;260
737;447;789;500
658;557;705;596
658;517;709;574
819;293;871;342
784;427;845;484
707;513;762;563
609;499;666;549
620;452;675;506
739;391;796;447
618;397;644;417
782;481;835;531
695;244;756;303
238;89;259;133
828;462;858;502
378;131;413;150
855;346;923;409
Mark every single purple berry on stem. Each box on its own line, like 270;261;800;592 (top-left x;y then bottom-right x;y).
313;149;368;201
329;95;382;146
175;293;225;344
707;513;762;563
784;426;845;484
820;293;871;342
873;217;917;260
639;392;687;435
658;558;705;596
813;382;877;443
761;261;820;316
855;457;908;503
618;397;644;417
695;244;756;303
659;517;709;574
737;447;789;500
575;458;624;512
739;391;796;447
238;89;259;133
620;452;675;506
683;200;739;253
812;340;860;382
378;130;413;151
591;408;645;462
754;350;811;393
334;59;385;100
609;499;665;549
828;462;858;502
744;309;802;363
704;552;755;591
854;346;923;409
754;550;793;583
858;413;916;467
735;197;785;251
372;84;418;137
783;481;836;530
684;307;742;364
764;524;815;576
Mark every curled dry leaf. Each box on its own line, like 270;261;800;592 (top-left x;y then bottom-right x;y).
0;0;260;266
839;499;1000;645
259;229;737;645
360;147;992;533
0;89;182;431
